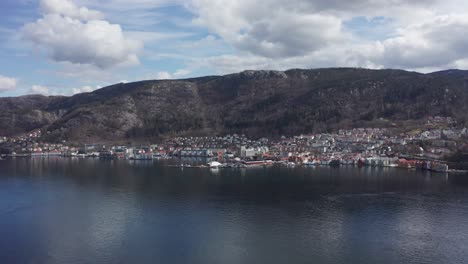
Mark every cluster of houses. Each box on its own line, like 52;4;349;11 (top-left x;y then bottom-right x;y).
1;116;467;172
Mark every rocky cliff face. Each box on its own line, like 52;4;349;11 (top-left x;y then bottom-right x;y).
1;68;468;143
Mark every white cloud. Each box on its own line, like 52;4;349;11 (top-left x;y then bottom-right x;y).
189;0;468;71
235;13;344;58
173;69;191;77
31;85;50;95
0;75;18;92
377;14;468;69
155;71;173;79
191;0;416;61
40;0;103;20
21;0;142;69
152;69;192;80
72;85;95;95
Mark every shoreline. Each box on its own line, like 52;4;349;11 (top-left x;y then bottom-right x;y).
1;156;466;174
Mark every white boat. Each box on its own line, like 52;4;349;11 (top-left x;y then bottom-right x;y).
207;161;222;168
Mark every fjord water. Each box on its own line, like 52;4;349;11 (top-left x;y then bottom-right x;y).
1;158;468;264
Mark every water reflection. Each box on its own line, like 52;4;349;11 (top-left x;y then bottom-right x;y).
0;158;468;264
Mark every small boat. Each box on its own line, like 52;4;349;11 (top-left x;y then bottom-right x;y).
207;161;222;168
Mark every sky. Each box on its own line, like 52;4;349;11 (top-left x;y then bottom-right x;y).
1;0;468;96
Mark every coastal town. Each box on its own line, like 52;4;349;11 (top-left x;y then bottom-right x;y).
1;116;468;173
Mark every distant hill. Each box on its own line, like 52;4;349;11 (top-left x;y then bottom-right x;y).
1;68;468;143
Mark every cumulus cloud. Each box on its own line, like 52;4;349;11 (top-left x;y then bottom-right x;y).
31;85;50;95
21;0;142;69
189;0;468;72
0;75;18;92
378;15;468;69
190;0;436;59
234;13;343;58
192;0;344;58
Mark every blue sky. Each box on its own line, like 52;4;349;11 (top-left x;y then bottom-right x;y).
1;0;468;96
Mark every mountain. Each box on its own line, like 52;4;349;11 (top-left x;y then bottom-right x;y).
1;68;468;143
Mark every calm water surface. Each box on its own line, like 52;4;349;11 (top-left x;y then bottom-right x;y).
1;158;468;264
